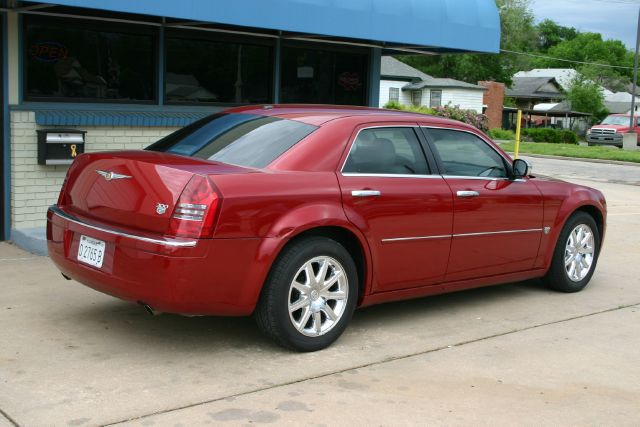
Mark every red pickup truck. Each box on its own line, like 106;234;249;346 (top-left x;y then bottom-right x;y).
587;114;640;148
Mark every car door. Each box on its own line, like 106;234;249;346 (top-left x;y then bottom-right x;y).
338;123;453;293
422;126;544;282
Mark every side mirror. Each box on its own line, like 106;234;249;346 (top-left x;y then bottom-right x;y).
512;158;531;179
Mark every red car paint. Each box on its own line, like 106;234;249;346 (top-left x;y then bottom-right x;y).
47;105;607;316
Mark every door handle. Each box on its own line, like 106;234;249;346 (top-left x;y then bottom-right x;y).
456;190;480;198
352;190;381;197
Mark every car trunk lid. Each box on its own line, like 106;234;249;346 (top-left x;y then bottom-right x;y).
60;151;249;235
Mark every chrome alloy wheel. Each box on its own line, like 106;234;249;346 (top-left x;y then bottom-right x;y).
564;224;595;282
288;256;349;337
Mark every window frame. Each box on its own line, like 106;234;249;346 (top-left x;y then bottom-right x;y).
420;126;515;180
388;87;400;103
429;90;442;108
23;15;159;104
411;90;422;106
163;28;276;107
340;124;439;178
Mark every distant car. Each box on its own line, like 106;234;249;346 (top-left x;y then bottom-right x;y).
587;114;640;148
47;105;607;351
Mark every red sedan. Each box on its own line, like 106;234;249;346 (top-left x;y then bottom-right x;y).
47;105;606;351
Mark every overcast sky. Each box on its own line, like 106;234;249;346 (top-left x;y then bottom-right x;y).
530;0;640;50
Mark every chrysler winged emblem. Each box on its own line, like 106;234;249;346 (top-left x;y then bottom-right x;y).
156;203;169;215
96;170;132;181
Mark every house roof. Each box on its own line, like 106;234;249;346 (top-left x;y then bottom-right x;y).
532;101;590;115
605;101;632;114
514;69;577;91
381;57;431;81
404;78;486;91
506;77;565;99
381;57;485;90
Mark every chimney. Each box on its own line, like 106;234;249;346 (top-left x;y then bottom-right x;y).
479;81;505;129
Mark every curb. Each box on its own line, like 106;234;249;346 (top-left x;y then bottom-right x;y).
503;152;640;167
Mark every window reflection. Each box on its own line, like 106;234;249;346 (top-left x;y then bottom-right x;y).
281;46;368;105
165;35;272;104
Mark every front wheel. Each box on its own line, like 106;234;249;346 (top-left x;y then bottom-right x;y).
255;237;358;352
543;211;600;292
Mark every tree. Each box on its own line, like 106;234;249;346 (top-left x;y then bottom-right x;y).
536;19;578;52
535;32;634;91
566;76;608;124
399;0;537;85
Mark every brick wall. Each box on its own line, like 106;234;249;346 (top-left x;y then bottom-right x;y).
10;111;179;229
479;81;505;130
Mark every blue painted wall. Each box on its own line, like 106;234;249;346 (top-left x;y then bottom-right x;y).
21;0;500;53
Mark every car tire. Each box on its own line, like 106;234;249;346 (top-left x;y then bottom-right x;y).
543;211;600;293
254;236;358;352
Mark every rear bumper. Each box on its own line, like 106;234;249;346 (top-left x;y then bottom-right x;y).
47;206;275;316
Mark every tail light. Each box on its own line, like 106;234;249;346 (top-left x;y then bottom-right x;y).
168;175;221;238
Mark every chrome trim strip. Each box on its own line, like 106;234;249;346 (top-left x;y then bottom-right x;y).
453;228;543;238
443;175;507;182
48;206;197;248
381;228;543;243
341;173;443;179
382;235;450;242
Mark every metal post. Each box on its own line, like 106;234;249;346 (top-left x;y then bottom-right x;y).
630;8;640;129
624;8;640;150
514;110;522;159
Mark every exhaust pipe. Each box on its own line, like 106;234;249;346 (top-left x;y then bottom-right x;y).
139;302;162;316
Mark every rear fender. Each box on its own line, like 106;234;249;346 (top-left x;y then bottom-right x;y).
253;203;374;305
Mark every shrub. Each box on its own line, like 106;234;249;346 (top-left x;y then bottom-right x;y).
383;101;435;115
560;130;578;144
488;128;515;140
520;128;578;144
383;102;488;132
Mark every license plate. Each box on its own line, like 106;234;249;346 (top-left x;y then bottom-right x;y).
77;235;106;268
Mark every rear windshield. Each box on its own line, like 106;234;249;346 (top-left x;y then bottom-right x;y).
146;113;318;168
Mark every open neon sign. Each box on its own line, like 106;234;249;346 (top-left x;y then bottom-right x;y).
29;41;69;63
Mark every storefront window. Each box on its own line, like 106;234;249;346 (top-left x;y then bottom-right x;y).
25;18;155;102
165;34;272;104
280;45;368;105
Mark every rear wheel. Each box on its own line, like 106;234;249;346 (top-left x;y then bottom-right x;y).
255;237;358;352
543;212;600;292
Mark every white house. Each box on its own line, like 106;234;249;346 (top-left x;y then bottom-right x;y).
379;57;486;112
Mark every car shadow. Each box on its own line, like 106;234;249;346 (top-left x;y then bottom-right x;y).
67;279;548;352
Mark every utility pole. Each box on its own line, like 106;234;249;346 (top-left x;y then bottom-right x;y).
631;8;640;127
624;8;640;151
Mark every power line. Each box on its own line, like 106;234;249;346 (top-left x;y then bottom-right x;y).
501;49;634;69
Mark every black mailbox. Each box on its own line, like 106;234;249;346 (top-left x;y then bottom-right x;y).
37;129;86;166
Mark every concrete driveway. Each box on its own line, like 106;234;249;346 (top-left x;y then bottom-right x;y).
1;161;639;426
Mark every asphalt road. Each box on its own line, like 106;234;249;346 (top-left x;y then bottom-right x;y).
1;159;639;426
521;155;640;186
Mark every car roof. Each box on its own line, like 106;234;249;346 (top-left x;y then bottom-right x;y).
224;104;474;129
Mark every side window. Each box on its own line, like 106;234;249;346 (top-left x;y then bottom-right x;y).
426;128;508;178
343;127;429;175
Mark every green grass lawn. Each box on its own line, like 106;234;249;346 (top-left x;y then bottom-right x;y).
499;142;640;164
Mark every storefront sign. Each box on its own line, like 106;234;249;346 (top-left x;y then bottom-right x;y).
29;41;69;63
